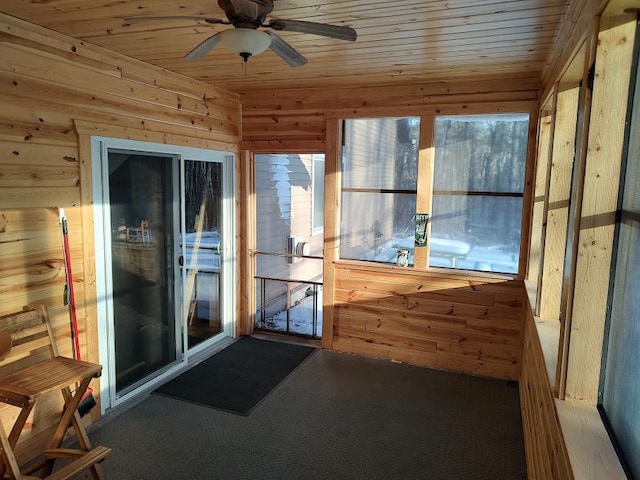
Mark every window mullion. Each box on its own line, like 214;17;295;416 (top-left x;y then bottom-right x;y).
415;114;436;269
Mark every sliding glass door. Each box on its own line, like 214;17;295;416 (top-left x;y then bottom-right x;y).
93;138;235;408
107;151;180;394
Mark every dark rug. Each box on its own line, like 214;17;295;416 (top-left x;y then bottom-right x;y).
153;336;315;415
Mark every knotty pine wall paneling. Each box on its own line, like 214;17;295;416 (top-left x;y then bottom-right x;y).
563;3;638;404
519;306;574;480
240;72;539;378
333;264;526;380
0;13;240;462
240;77;541;150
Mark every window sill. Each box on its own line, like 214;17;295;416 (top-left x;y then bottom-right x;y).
555;400;627;480
334;258;519;281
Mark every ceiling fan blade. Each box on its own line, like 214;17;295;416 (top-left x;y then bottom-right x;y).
267;19;357;41
184;33;223;61
266;32;307;68
123;16;228;25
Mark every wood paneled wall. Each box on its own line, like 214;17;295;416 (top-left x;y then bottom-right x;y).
240;76;541;149
332;263;526;380
542;0;605;90
0;13;239;461
520;306;573;479
240;72;540;382
563;4;637;404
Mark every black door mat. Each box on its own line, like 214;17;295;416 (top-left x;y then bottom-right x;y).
154;336;315;415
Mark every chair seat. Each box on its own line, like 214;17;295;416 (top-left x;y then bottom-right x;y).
0;356;102;408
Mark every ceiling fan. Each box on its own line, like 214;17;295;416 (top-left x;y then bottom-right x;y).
124;0;357;67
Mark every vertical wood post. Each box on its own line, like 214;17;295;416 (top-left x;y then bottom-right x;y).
539;83;580;319
557;21;600;399
521;105;544;281
322;118;342;349
527;94;556;290
238;149;255;336
414;115;435;269
564;8;637;403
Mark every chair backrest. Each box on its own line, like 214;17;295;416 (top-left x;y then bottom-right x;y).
0;305;58;377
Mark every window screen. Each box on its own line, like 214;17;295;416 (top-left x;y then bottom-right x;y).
599;28;640;478
340;117;420;264
431;114;529;273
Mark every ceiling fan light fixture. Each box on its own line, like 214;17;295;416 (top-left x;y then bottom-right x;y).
220;28;271;61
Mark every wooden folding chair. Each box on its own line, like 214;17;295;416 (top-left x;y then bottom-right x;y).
0;305;110;480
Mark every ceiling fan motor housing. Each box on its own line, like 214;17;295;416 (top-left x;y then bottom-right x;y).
218;0;274;27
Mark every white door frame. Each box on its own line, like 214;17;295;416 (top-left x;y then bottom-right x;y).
91;136;236;412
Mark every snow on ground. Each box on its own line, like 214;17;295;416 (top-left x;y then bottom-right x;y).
263;287;323;338
374;235;518;273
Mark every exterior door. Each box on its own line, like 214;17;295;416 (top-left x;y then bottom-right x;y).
93;138;235;410
253;153;324;339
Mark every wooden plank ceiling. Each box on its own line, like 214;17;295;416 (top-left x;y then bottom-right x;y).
0;0;569;93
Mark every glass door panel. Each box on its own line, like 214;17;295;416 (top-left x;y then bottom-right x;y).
107;151;178;395
183;160;224;349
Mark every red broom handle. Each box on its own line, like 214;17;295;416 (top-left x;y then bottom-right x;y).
60;209;81;361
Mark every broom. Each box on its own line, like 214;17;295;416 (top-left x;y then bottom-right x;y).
59;208;97;417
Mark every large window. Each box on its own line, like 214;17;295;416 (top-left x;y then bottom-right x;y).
431;114;529;273
599;34;640;478
339;113;529;274
340;117;420;264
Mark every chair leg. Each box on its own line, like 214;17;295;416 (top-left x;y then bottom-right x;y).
40;377;94;477
0;404;34;479
9;406;34;446
0;422;23;480
88;461;105;480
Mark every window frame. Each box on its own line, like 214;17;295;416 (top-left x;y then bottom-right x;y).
311;154;325;236
335;107;536;278
339;116;420;266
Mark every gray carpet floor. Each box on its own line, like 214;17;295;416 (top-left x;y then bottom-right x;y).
81;346;527;480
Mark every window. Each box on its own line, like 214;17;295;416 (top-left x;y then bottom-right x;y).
338;113;529;274
431;114;529;273
599;32;640;478
340;117;420;264
312;154;325;235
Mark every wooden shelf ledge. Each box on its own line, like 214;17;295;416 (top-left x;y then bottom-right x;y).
555;400;627;480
